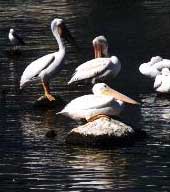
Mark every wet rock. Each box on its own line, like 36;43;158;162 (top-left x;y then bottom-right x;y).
66;117;145;147
33;95;65;110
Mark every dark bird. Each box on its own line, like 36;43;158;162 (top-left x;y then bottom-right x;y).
8;28;25;49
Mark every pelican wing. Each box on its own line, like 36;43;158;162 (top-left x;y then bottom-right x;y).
68;58;111;84
62;94;114;112
154;75;162;89
20;53;55;83
75;58;110;71
153;59;170;70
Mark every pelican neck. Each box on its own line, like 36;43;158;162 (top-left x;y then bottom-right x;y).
53;31;65;51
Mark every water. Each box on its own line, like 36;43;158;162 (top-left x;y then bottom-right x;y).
0;0;170;191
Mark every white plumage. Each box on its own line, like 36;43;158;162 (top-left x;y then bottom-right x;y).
139;56;170;79
68;35;121;85
20;52;63;88
154;68;170;93
68;56;121;85
20;18;73;101
57;83;139;121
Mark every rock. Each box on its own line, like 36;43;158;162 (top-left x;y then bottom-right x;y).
33;95;65;110
66;117;146;147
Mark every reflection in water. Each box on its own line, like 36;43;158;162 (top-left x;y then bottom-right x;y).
140;93;170;137
1;0;170;191
67;148;132;190
19;109;70;142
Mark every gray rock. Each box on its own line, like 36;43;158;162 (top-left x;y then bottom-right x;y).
66;117;145;147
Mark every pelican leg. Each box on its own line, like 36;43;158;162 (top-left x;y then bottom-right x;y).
87;114;111;122
42;81;55;101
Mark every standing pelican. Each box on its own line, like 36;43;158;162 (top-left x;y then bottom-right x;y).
68;36;121;85
20;18;75;101
139;56;170;79
56;83;139;121
154;68;170;93
9;28;25;49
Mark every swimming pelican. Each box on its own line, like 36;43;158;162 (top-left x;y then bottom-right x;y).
9;28;25;49
68;36;121;85
20;18;75;101
154;68;170;93
139;56;170;79
56;83;139;121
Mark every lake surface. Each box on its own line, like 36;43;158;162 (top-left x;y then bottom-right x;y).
0;0;170;191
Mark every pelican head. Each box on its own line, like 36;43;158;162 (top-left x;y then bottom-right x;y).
92;36;108;58
51;18;63;35
161;67;170;75
92;83;139;105
9;28;14;34
92;83;109;95
51;18;77;46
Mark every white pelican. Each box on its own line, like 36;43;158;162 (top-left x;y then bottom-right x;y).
9;28;25;49
56;83;139;121
68;36;121;85
139;56;170;79
20;18;75;101
154;68;170;93
92;35;108;58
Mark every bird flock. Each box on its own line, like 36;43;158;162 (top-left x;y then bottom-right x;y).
139;56;170;93
8;18;170;122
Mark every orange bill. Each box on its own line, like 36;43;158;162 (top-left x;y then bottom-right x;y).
94;43;102;58
102;88;140;105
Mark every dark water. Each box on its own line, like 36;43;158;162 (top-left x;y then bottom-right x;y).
0;0;170;191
